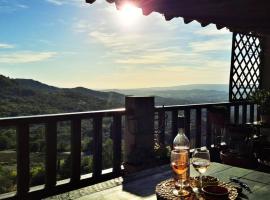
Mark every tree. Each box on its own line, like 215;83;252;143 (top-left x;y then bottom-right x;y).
102;138;113;169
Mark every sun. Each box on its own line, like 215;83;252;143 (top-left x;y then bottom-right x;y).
118;3;142;26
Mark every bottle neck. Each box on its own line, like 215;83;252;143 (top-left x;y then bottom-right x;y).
178;128;185;135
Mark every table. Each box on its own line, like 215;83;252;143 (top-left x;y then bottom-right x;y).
155;162;270;200
48;162;270;200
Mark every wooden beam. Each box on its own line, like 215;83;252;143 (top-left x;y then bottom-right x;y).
17;123;30;199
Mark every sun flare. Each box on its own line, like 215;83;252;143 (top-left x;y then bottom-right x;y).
118;3;142;26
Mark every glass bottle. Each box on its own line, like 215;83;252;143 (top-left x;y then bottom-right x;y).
173;128;190;187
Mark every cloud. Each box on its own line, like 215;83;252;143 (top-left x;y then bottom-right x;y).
89;31;156;53
0;43;14;49
196;25;231;36
73;20;93;33
90;60;230;89
115;51;189;65
89;31;137;47
16;4;28;9
115;52;177;65
45;0;64;6
190;39;232;52
0;1;28;13
88;29;184;55
0;51;57;64
89;30;190;66
75;5;231;88
45;0;88;7
89;29;231;68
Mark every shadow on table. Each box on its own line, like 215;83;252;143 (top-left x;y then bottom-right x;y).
122;168;171;197
237;193;249;199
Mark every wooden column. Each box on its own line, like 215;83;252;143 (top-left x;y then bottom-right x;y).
124;96;155;171
261;36;270;90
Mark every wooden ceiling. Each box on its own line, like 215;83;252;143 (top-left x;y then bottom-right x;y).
86;0;270;35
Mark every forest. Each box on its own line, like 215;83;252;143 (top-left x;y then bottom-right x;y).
0;75;122;194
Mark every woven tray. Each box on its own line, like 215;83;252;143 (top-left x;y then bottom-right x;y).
155;178;238;200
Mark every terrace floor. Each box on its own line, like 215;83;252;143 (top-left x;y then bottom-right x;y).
45;162;270;200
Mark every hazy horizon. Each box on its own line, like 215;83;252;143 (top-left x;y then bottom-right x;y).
1;73;228;91
0;0;232;89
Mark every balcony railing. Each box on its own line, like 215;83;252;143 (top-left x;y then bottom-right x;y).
0;101;257;199
155;101;258;149
0;109;125;200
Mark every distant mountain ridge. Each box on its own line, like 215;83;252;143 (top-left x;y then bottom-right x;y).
0;75;125;117
106;84;228;92
106;84;229;104
0;74;229;117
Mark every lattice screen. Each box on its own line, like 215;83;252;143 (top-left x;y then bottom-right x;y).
229;33;264;102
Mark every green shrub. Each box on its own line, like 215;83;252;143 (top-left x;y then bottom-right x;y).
0;168;16;193
30;165;45;186
81;156;93;174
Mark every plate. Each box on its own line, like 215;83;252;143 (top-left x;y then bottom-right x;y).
190;177;238;200
156;178;238;200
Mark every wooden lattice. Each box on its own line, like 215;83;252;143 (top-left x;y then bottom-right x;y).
229;33;264;102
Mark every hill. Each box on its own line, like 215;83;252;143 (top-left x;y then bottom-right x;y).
107;86;229;104
0;75;125;117
0;75;229;117
149;84;228;91
107;84;228;92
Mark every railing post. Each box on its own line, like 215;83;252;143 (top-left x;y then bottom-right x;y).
17;123;30;199
124;96;155;172
158;109;165;147
45;121;57;189
261;35;270;90
184;109;191;140
112;114;122;175
71;118;81;183
93;116;103;178
196;108;202;148
206;109;212;148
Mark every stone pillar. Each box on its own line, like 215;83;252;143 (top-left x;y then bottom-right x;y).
261;36;270;90
124;96;155;171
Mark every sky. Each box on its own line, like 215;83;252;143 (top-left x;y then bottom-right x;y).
0;0;232;89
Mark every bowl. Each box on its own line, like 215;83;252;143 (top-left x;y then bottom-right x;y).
202;185;229;199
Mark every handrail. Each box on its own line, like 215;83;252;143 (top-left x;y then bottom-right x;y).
155;101;250;111
0;108;126;126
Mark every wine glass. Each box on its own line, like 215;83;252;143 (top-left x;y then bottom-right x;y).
192;147;210;189
171;149;190;197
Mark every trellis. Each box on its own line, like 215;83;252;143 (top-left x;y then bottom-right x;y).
229;33;264;102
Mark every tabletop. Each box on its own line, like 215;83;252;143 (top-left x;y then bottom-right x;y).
192;162;270;199
46;162;270;200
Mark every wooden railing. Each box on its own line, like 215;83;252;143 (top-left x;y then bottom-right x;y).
0;109;125;200
0;101;258;199
154;102;258;149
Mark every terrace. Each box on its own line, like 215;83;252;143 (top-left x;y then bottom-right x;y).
1;0;270;199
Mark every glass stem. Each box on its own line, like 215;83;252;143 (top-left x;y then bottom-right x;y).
199;174;202;188
179;179;183;193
